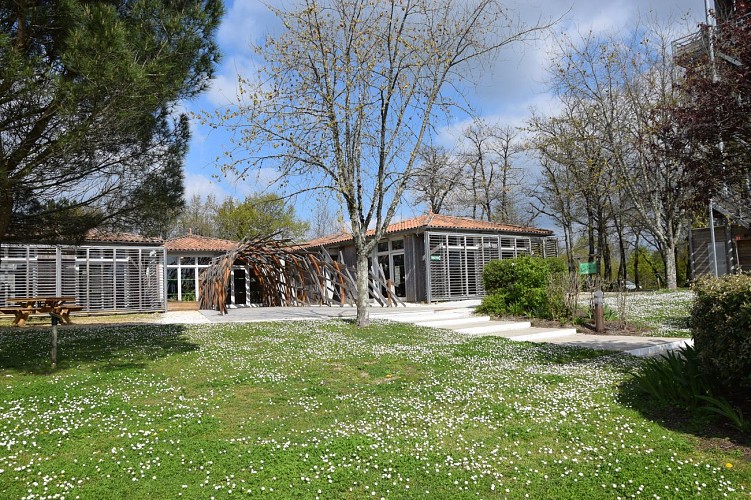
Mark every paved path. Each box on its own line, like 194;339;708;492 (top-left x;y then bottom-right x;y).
159;301;691;357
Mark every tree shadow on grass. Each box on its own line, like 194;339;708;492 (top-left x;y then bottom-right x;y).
0;323;199;375
618;372;751;450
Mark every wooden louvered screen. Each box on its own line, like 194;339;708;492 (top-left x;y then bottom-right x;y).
425;231;558;302
0;244;165;312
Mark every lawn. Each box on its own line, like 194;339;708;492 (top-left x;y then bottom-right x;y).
0;320;747;498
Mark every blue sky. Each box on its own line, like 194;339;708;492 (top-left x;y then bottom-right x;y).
180;0;705;230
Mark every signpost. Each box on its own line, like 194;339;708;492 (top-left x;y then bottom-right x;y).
578;261;597;275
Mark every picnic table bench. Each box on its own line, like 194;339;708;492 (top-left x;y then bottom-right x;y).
0;297;83;326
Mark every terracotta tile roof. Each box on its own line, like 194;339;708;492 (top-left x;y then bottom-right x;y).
299;231;353;249
85;229;163;245
165;234;238;253
301;213;554;248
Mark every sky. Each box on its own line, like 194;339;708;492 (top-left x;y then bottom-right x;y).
180;0;707;231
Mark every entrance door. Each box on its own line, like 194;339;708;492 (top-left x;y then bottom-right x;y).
392;253;406;297
378;254;390;296
233;268;247;305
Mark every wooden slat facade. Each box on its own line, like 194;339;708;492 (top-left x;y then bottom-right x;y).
690;225;751;277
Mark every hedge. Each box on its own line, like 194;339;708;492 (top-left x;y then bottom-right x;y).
691;274;751;391
478;256;566;319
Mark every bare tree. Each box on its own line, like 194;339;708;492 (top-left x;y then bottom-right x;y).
456;118;525;222
409;144;462;214
462;118;495;220
528;154;578;271
528;99;619;281
489;125;524;223
308;196;343;239
555;25;691;289
212;0;554;325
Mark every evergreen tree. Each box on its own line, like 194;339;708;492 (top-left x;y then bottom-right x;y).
0;0;223;241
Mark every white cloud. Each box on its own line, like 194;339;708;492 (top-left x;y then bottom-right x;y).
184;173;230;201
217;0;268;54
204;55;263;107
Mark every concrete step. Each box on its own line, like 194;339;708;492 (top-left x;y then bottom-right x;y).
416;315;490;328
543;334;693;356
374;311;471;323
455;321;532;335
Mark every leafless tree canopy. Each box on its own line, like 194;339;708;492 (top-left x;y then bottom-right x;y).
211;0;553;325
528;21;694;289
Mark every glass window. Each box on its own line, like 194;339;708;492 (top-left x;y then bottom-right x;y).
167;268;179;300
392;253;406;297
377;241;389;253
197;256;213;265
181;268;196;301
166;256;178;266
180;256;196;265
391;239;404;251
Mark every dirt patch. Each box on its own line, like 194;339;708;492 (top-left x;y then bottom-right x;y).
525;317;654;337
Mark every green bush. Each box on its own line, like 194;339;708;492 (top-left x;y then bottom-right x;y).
691;274;751;391
478;256;565;319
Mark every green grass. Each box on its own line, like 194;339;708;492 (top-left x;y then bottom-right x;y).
0;320;748;498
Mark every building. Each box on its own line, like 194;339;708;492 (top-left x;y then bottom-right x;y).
0;232;255;314
164;234;245;308
673;0;749;63
301;213;557;303
689;208;751;277
0;213;557;312
0;231;165;312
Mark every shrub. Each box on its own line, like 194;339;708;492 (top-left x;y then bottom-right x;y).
547;269;581;322
479;256;565;319
691;274;751;391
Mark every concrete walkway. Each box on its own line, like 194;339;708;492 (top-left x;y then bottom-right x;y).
158;301;691;357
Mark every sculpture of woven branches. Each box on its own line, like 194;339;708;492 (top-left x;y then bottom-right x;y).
198;235;360;313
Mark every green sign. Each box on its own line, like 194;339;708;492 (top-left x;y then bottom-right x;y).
579;262;597;275
430;254;442;261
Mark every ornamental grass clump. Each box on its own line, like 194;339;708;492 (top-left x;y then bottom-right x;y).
629;345;750;435
691;274;751;391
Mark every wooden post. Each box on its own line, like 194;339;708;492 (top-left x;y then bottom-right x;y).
50;314;58;368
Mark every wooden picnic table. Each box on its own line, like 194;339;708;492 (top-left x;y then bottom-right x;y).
1;296;83;327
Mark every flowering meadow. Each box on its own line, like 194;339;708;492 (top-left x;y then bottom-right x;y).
0;320;747;499
601;291;694;337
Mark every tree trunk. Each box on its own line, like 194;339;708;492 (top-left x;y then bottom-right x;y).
587;211;595;263
665;242;678;290
633;234;640;289
0;186;13;244
355;250;370;326
563;221;575;272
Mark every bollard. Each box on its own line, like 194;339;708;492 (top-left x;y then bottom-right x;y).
593;290;605;334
